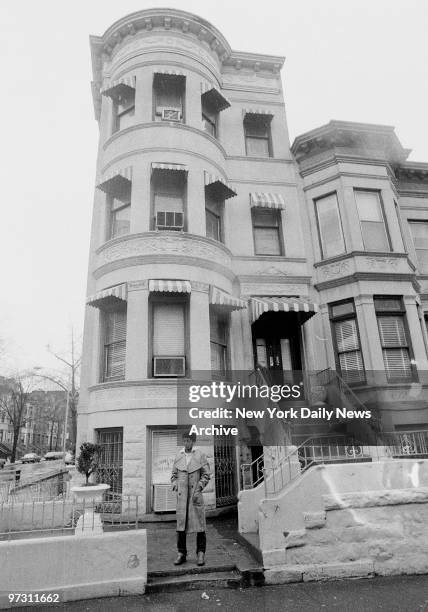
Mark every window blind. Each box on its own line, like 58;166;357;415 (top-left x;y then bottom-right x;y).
377;315;411;379
152;430;180;484
104;309;127;380
153;303;185;356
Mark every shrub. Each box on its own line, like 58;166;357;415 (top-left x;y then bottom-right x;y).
76;442;102;486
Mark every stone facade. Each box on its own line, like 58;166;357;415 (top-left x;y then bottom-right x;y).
79;8;428;515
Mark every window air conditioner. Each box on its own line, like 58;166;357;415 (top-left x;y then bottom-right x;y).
153;356;186;377
156;211;184;231
153;484;177;512
161;108;182;121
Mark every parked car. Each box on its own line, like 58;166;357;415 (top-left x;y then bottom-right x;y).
21;453;41;464
64;451;75;465
43;451;65;461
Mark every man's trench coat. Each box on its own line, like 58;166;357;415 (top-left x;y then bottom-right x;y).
171;448;210;533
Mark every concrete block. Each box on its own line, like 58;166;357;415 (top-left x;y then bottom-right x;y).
284;529;306;548
264;567;303;584
0;530;147;608
302;560;374;581
262;548;286;567
303;511;326;529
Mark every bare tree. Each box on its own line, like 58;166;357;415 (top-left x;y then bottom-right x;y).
0;375;33;462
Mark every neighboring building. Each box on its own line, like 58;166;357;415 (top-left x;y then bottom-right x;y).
79;8;428;514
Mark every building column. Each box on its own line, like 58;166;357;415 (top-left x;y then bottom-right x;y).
135;69;153;123
131;162;151;233
187;168;206;236
185;74;202;131
125;282;149;380
355;295;386;384
189;284;211;372
404;296;428;376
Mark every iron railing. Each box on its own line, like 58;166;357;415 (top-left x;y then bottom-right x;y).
0;493;142;540
382;430;428;457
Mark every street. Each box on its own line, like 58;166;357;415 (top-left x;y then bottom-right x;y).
23;574;428;611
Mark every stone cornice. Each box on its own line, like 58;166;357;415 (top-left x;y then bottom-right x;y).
298;153;396;182
238;275;312;284
313;251;415;271
315;272;420;292
292;120;410;166
395;161;428;183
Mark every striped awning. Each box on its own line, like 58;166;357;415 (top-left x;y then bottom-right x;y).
204;172;236;200
210;287;247;311
250;297;319;323
87;284;127;309
149;279;191;294
243;108;274;119
151;162;188;173
201;82;230;112
101;76;135;98
250;192;286;210
154;69;185;77
97;166;132;198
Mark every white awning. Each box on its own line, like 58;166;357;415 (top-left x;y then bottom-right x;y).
250;192;286;210
204;171;236;200
243;108;274;119
210;287;247;311
250;297;319;323
154;69;185;77
201;82;230;112
149;280;191;293
97;167;132;197
101;76;135;98
151;162;188;173
87;284;127;309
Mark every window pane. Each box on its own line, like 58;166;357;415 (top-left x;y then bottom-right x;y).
355;191;383;221
254;227;281;255
154;193;183;213
331;302;355;318
105;341;126;380
377;316;407;347
334;319;359;352
374;298;402;312
339;351;365;383
117;109;134;131
245;122;269;138
316;194;345;258
111;205;130;238
253;209;279;227
104;309;127;381
246;137;269;157
410;222;428;248
383;348;412;380
360;221;389;251
206;209;221;241
153;303;185;355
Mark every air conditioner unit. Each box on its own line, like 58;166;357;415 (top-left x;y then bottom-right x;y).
161;108;182;121
156;211;184;231
153;356;186;377
153;484;177;512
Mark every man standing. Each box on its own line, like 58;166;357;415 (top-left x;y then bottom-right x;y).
171;432;210;566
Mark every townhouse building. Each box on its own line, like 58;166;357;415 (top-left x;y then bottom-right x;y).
78;8;428;514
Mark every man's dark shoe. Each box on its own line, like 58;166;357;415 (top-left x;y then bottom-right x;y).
174;553;187;565
197;552;205;566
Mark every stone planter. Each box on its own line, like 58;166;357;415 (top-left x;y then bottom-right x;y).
71;483;110;536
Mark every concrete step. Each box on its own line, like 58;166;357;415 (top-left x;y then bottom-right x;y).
146;569;242;593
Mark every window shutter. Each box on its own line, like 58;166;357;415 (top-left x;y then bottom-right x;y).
153;303;185;355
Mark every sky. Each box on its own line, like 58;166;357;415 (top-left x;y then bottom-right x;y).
0;0;427;374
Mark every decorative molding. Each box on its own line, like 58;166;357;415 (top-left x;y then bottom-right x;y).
315;272;420;292
239;275;311;284
240;283;309;296
127;280;149;291
191;281;209;293
319;260;350;280
235;256;306;263
364;257;400;271
102;121;228;161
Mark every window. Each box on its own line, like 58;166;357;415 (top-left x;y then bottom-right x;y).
109;196;131;239
153;74;185;122
205;193;223;242
315;193;345;259
152;301;186;377
244;115;272;157
395;200;406;251
152;171;186;231
330;300;365;384
210;310;229;376
374;297;414;382
409;221;428;269
113;88;135;132
102;306;127;382
355;190;390;251
202;99;218;138
252;209;282;255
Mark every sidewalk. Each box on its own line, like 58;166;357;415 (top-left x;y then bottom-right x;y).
144;514;260;575
36;574;428;611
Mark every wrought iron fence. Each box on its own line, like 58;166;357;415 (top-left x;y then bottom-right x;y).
0;494;142;541
383;430;428;457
